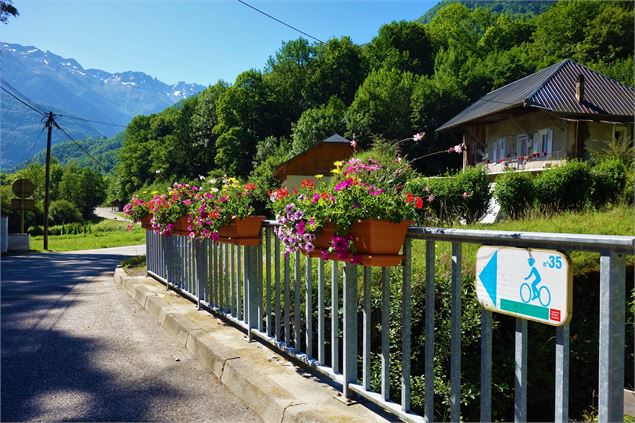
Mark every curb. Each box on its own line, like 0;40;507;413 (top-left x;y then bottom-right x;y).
114;267;390;423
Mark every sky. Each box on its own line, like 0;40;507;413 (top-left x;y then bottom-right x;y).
2;0;437;86
0;0;437;85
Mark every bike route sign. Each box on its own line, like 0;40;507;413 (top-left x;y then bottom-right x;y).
475;246;572;326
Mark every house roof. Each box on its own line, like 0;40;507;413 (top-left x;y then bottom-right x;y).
273;134;352;180
437;59;635;132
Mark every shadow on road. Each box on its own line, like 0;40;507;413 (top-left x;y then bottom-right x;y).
1;252;185;421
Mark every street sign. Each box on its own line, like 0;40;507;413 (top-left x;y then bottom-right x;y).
12;178;35;199
11;198;36;210
476;246;572;326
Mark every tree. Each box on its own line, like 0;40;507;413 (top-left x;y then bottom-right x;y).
291;97;346;154
1;0;18;24
59;164;107;219
214;126;253;177
364;21;435;75
345;68;416;143
190;81;229;173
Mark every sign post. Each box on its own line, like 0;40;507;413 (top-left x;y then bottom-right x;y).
11;178;36;234
476;246;572;326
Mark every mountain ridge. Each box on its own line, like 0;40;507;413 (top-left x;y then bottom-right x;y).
1;42;205;169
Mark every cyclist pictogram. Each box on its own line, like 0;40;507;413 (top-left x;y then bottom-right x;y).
519;257;551;307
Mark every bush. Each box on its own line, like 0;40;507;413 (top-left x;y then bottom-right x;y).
28;225;43;236
49;200;83;225
589;159;627;208
534;161;592;213
622;168;634;205
494;172;536;219
405;166;491;224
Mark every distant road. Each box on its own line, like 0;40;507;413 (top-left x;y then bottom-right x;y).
1;246;258;422
94;206;129;222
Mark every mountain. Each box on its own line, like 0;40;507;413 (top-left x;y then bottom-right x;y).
1;42;205;169
419;0;556;23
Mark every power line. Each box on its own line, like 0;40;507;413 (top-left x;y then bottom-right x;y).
57;113;127;128
0;79;48;115
237;0;324;44
53;122;109;172
1;86;46;116
24;125;47;162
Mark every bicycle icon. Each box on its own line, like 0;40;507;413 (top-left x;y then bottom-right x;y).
519;257;551;307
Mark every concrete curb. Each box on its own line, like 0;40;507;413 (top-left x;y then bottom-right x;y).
114;267;390;423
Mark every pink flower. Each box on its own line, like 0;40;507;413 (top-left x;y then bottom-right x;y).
320;250;330;260
428;194;435;203
462;191;472;199
351;139;357;149
413;132;425;142
448;144;463;154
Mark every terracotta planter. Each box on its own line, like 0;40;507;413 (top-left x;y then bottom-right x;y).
218;216;265;243
312;222;335;250
140;214;152;229
350;219;413;255
172;215;191;236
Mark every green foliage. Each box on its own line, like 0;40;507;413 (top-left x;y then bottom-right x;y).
291;97;346;155
419;0;555;23
49;200;83;225
589;159;628;208
534;161;593;213
588;136;635;167
249;137;290;215
31;133;123;173
493;172;536;218
59;163;107;219
215;126;252;176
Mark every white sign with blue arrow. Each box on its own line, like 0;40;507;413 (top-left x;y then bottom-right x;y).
476;246;572;326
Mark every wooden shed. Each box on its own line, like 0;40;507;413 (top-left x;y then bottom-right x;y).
273;134;353;189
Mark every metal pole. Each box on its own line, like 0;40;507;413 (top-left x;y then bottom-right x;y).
43;112;54;250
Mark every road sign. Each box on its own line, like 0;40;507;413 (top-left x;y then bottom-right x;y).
11;198;36;210
12;178;35;198
476;246;572;326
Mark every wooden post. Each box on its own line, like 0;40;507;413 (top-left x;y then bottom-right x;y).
462;133;468;171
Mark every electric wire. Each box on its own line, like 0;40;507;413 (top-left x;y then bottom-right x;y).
0;79;48;115
1;86;46;116
57;113;127;128
24;125;47;163
237;0;324;44
53;122;109;172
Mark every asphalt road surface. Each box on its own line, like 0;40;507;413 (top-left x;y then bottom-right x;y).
1;246;259;422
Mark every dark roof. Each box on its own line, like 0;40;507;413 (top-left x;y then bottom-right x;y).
437;59;635;132
322;134;351;144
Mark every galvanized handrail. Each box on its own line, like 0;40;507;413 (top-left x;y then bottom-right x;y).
145;223;634;423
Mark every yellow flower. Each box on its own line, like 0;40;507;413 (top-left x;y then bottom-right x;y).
315;174;323;179
333;161;343;168
142;191;147;194
151;191;158;194
331;168;341;175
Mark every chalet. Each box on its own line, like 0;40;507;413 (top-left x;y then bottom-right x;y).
273;134;353;189
437;59;634;174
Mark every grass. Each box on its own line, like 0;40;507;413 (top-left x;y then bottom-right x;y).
31;219;146;252
120;255;146;276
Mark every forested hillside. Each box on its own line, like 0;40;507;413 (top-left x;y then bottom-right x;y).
115;0;634;200
418;0;556;23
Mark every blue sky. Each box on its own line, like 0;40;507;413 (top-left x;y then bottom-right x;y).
3;0;437;86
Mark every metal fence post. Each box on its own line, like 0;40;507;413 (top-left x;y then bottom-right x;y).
450;242;462;422
554;324;570;423
342;262;358;399
598;250;625;423
515;318;528;423
480;310;492;423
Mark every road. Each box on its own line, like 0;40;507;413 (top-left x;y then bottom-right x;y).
1;246;259;422
94;206;129;222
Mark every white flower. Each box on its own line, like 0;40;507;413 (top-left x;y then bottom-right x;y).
209;178;217;184
199;175;205;180
413;132;425;142
155;169;161;174
211;187;219;193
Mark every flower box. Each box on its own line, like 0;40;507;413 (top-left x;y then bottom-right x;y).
140;214;153;229
172;215;191;236
218;216;265;245
312;222;335;251
350;219;413;255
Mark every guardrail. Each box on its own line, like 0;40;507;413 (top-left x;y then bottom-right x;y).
145;222;634;422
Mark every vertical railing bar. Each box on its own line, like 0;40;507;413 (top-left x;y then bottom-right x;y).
317;258;325;365
274;237;281;342
284;255;291;345
402;239;412;412
294;251;301;351
245;245;253;341
515;318;528;423
196;240;204;309
205;239;211;303
480;310;493;423
237;244;243;320
305;256;313;359
381;266;390;401
230;243;235;316
331;260;339;374
213;242;218;308
362;266;371;391
342;263;358;399
450;242;462;422
266;228;272;337
598;250;625;423
224;242;230;312
554;324;570;423
258;243;264;332
424;240;436;422
218;242;224;311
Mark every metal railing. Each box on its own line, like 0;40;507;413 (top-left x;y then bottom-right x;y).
145;222;634;422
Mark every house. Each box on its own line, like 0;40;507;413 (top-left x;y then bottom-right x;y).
437;59;635;174
273;134;353;189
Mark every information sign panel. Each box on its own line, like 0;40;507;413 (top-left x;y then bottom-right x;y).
476;246;572;326
12;178;35;198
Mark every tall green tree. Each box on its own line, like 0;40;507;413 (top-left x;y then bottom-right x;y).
291;97;346;154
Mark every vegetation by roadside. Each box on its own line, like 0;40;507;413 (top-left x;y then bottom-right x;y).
120;255;146;277
30;220;145;252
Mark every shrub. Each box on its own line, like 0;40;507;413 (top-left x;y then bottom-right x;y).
494;172;536;219
589;159;627;208
534;161;592;213
453;166;492;223
27;225;43;236
49;200;83;225
622;168;634;205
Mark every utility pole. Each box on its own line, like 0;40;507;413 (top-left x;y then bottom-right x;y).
43;112;54;251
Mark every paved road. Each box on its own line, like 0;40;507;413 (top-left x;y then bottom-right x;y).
1;246;259;422
94;206;129;222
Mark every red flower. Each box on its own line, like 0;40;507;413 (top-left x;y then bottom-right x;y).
244;182;256;191
415;196;424;209
406;193;414;204
300;179;316;189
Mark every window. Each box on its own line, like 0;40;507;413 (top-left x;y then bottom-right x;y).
516;134;528;158
537;128;553;156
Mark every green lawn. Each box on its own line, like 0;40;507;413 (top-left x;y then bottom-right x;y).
31;220;146;252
